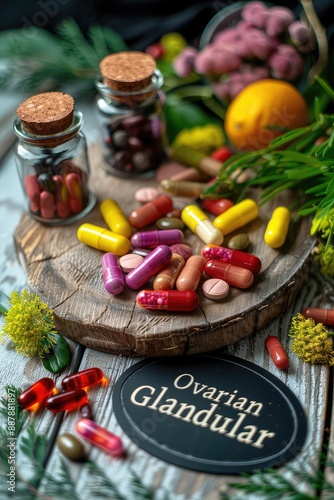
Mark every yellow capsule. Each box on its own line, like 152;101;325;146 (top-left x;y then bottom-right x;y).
100;199;132;238
264;206;291;248
77;223;131;255
181;204;223;245
213;198;259;235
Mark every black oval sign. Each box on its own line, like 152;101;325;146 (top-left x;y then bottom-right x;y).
113;353;307;474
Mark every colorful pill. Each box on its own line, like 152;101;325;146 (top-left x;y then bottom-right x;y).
65;172;83;213
201;244;262;274
119;253;144;273
18;377;56;410
169;243;192;261
77;223;131;255
153;253;185;290
155;217;184;231
181;204;224;245
202;278;230;300
135;186;160;203
76;418;125;458
228;233;250;251
132;248;151;257
62;367;105;390
204;260;254;289
46;388;88;413
301;307;334;326
213;198;259;235
40;191;55;219
102;253;125;295
176;255;205;292
131;229;183;249
136;290;200;311
125;245;172;290
201;198;234;216
264;206;291;249
265;336;289;370
129;194;173;229
160;179;207;198
25;174;41;204
100;199;132;238
53;175;70;218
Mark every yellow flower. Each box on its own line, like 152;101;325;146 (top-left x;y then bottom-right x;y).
160;32;187;62
313;243;334;278
0;290;57;357
289;313;334;365
172;124;224;155
310;208;334;241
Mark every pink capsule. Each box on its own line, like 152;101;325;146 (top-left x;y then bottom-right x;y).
102;253;125;295
46;388;88;413
76;418;125;457
25;174;41;204
265;336;289;370
61;367;105;390
302;307;334;326
40;191;55;219
65;172;83;213
201;244;262;274
131;229;183;249
204;260;254;289
125;245;172;290
136;290;200;311
53;175;70;218
176;255;205;292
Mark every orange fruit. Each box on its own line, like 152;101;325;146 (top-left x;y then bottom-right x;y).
224;79;309;151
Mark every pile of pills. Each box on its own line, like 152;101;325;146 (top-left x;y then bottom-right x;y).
18;368;125;461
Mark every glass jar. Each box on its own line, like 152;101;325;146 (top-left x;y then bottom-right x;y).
14;110;96;225
95;51;168;178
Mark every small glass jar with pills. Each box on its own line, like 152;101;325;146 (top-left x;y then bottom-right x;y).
14;91;96;225
95;51;168;178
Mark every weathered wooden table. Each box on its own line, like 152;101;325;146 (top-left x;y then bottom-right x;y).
1;97;333;499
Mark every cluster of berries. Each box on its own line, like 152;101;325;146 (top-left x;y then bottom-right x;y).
173;1;314;102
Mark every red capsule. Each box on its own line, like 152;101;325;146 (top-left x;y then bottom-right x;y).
76;418;125;457
302;307;334;326
201;244;261;274
46;388;88;413
211;146;233;163
65;172;83;213
201;198;234;216
40;191;55;219
129;194;173;229
265;336;289;370
136;290;199;311
204;260;254;289
61;367;105;390
25;174;41;204
18;377;56;410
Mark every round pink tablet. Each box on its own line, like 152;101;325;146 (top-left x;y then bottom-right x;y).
135;187;160;203
202;278;229;300
119;253;144;273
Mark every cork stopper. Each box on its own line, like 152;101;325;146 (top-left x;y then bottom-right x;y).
16;92;74;135
99;51;157;104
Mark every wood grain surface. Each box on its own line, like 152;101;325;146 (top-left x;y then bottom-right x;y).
14;143;316;357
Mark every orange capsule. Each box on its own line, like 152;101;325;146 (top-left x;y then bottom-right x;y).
153;253;185;290
302;307;334;327
129;194;173;229
18;377;56;410
176;255;205;292
204;260;254;289
265;336;289;370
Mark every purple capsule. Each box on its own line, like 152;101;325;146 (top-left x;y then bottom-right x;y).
131;229;183;249
125;245;172;290
102;253;125;295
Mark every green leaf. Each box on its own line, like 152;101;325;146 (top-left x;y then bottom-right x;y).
0;291;10;314
41;334;71;373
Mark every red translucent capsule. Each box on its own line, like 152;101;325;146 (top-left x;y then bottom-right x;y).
136;290;199;311
265;336;289;370
46;388;88;413
129;194;173;229
201;244;262;274
65;172;83;213
204;260;254;289
61;367;105;390
18;377;56;410
76;418;125;457
176;255;205;292
201;198;234;216
302;307;334;326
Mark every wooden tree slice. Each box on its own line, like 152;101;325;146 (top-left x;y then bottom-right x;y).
14;144;316;357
